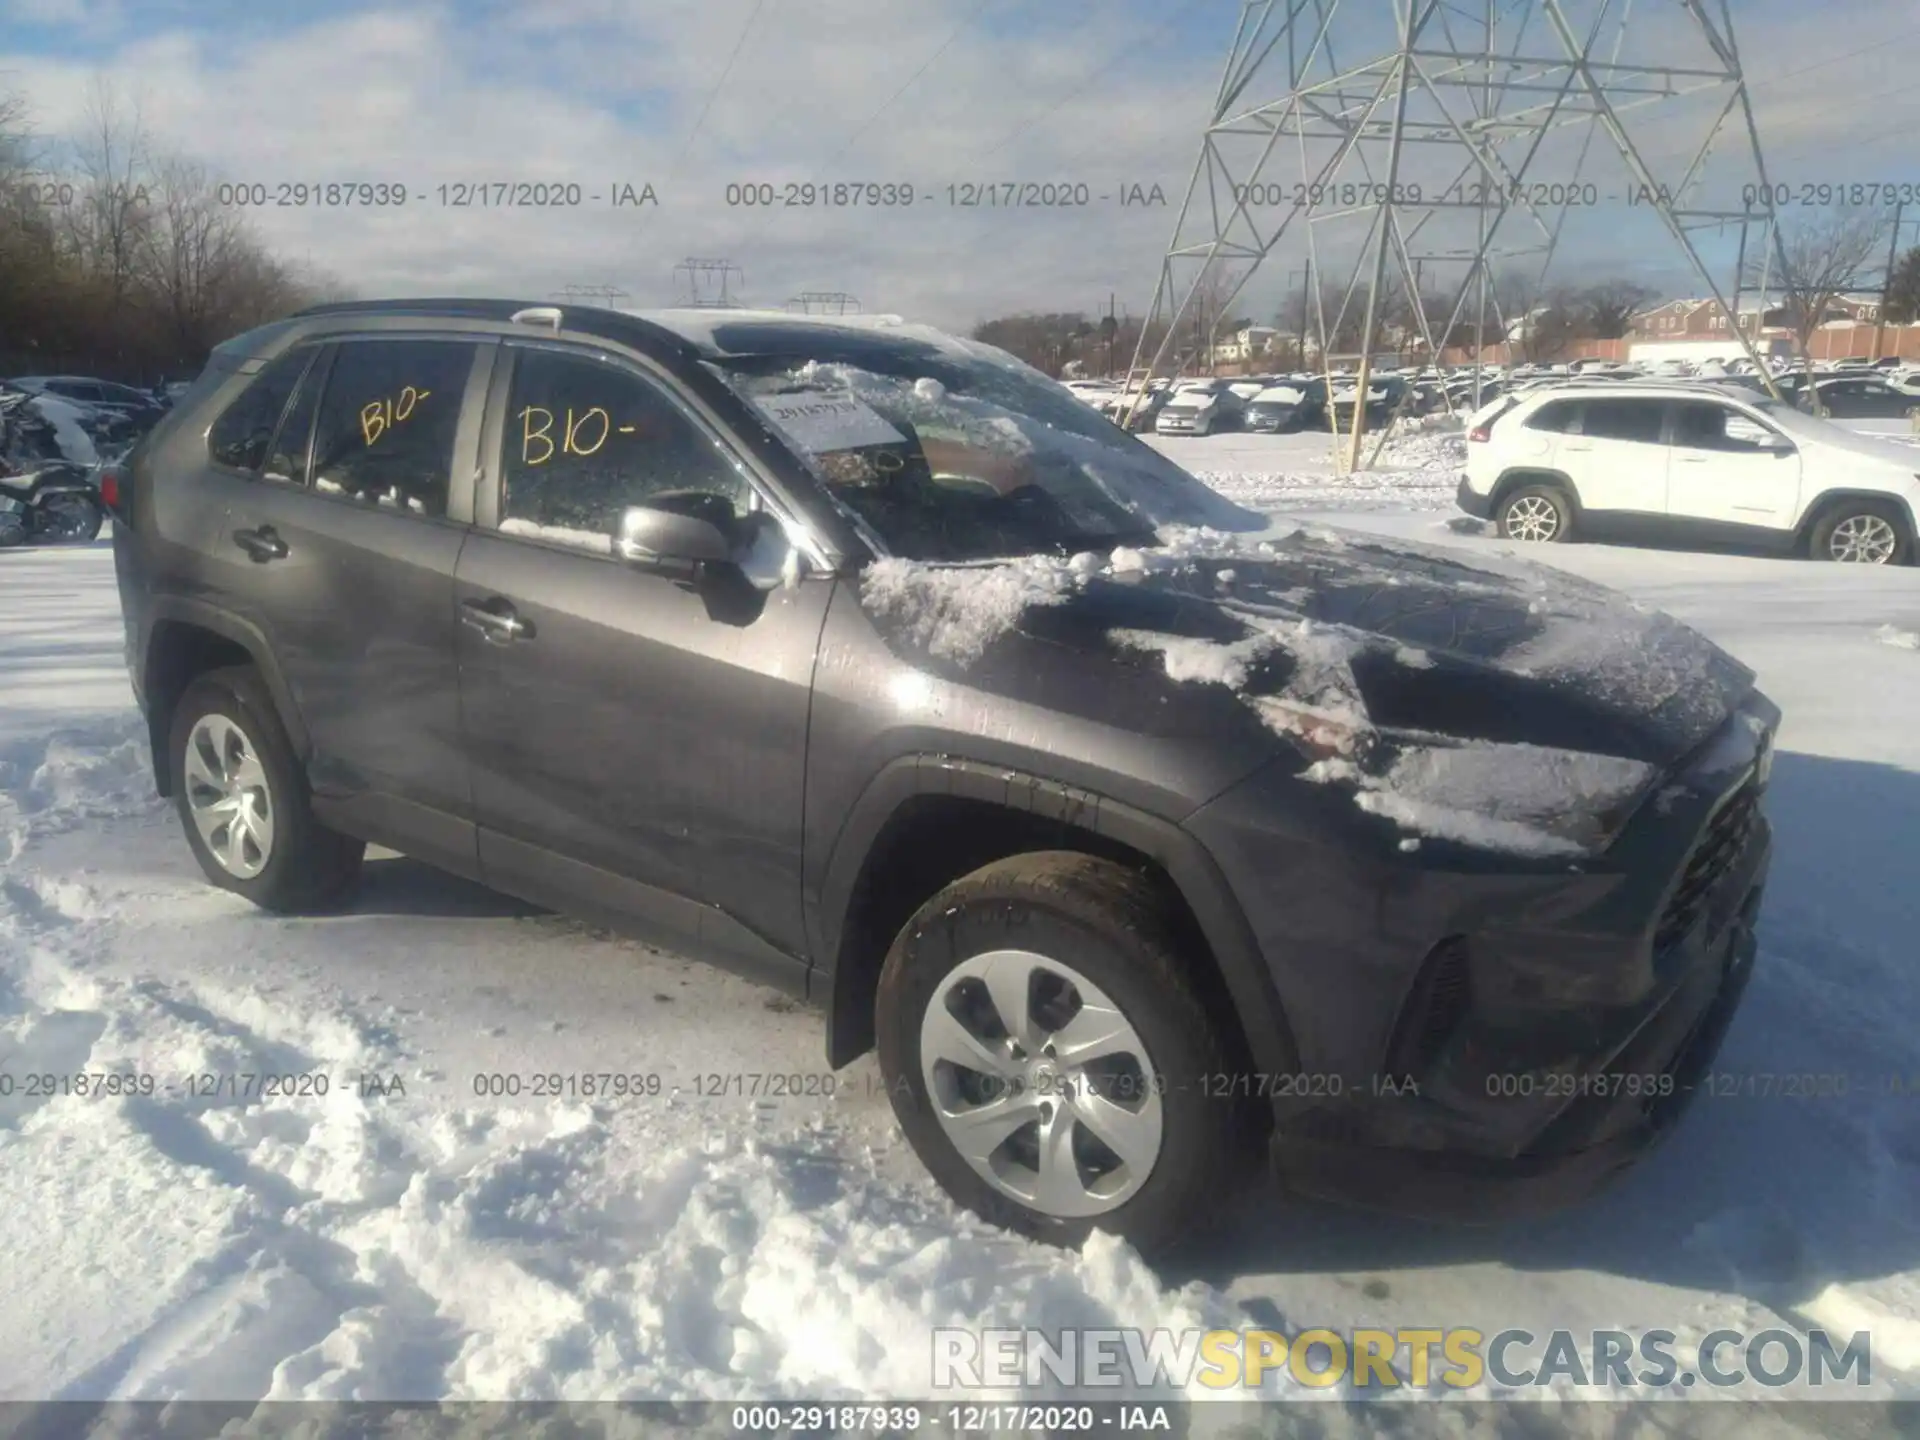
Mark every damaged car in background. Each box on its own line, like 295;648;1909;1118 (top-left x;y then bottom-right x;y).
115;301;1777;1255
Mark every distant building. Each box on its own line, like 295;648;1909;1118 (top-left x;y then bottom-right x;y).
1211;325;1282;364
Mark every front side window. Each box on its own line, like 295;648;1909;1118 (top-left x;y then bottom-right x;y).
1672;402;1779;453
208;348;313;473
708;322;1263;561
497;348;754;553
1579;399;1665;444
309;340;477;516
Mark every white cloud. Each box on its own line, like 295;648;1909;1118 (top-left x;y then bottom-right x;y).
0;0;1913;335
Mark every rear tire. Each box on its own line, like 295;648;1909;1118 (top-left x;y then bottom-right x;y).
169;666;365;913
1808;499;1910;565
875;851;1253;1257
1496;482;1576;544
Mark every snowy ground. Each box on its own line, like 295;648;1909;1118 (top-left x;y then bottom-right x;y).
5;425;1920;1429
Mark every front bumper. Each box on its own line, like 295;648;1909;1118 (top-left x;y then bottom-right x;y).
1455;473;1494;519
1274;850;1764;1221
1187;691;1780;1222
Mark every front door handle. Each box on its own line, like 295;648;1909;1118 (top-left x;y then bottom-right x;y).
232;525;288;562
461;597;533;642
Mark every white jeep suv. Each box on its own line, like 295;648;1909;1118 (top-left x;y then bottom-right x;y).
1458;382;1920;565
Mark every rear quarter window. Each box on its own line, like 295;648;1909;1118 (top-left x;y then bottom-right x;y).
1525;399;1579;432
207;349;314;473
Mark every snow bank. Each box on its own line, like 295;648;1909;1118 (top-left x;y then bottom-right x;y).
1874;625;1919;651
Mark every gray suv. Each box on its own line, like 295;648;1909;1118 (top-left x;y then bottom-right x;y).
110;300;1778;1253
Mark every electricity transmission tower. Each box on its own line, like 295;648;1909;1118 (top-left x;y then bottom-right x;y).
549;284;632;306
785;291;863;315
674;257;745;307
1126;0;1793;468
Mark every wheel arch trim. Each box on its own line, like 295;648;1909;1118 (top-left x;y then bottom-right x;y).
140;600;309;795
814;754;1302;1078
1794;489;1918;547
1491;468;1582;516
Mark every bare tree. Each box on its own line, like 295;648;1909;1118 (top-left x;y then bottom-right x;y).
59;79;154;308
1884;245;1920;327
138;155;245;358
1745;209;1890;377
1579;280;1656;340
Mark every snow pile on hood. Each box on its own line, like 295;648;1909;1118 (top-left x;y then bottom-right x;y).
860;554;1085;665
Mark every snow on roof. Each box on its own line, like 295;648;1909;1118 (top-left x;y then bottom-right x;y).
621;307;925;353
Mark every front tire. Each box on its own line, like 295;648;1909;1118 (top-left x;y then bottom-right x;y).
169;666;365;913
875;852;1252;1256
34;493;103;543
1808;500;1910;565
1496;482;1576;544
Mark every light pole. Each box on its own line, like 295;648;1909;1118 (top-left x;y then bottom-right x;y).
1287;265;1312;369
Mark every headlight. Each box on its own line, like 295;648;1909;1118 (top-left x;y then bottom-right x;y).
1314;738;1660;857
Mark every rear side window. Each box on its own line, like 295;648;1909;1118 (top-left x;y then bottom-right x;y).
308;340;478;517
1578;399;1665;444
208;349;312;472
1525;399;1578;432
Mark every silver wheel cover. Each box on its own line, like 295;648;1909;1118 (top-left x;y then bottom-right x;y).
1827;513;1897;564
182;713;276;879
1503;494;1560;542
919;948;1164;1218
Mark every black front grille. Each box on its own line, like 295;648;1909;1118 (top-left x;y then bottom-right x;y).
1653;775;1761;952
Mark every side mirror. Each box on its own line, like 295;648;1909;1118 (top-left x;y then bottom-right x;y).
614;504;732;577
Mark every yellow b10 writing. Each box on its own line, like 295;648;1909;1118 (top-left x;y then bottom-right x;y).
518;405;640;465
359;388;432;446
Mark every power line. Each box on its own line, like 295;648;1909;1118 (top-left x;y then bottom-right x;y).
666;0;772;178
733;0;1004;268
820;0;1001;167
980;0;1211;161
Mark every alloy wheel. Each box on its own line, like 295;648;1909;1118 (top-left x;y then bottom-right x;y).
1826;514;1898;564
918;948;1164;1218
1503;494;1561;542
182;713;276;878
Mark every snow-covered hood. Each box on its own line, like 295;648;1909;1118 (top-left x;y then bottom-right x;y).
1247;386;1309;407
860;525;1757;800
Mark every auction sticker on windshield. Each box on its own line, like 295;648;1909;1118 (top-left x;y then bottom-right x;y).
752;392;906;453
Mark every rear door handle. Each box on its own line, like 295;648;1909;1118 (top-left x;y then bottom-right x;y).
461;597;533;642
232;525;288;562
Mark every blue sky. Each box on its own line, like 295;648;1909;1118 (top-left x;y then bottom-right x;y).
1;0;1915;331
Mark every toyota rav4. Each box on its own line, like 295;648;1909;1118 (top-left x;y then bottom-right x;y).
110;301;1777;1253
